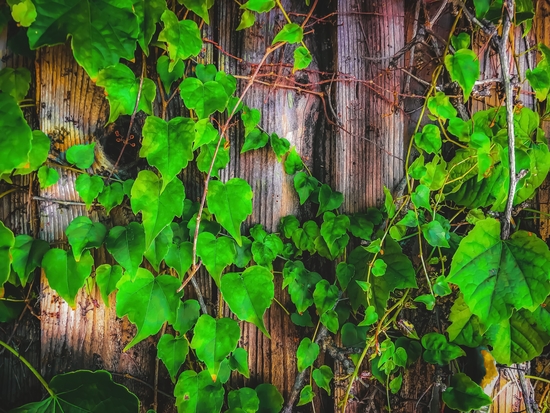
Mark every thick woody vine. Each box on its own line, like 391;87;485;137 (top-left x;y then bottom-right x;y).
1;0;550;413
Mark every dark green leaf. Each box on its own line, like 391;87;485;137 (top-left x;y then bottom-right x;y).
294;46;312;71
313;365;333;395
0;66;31;101
442;373;492;412
133;0;166;55
157;55;184;94
291;311;314;327
313;279;338;315
228;348;250;378
181;0;214;24
317;184;343;216
422;332;465;365
228;387;258;413
0;93;32;175
336;262;355;291
242;128;269;153
173;299;200;335
165;241;193;278
97;182;124;215
0;221;15;286
144;225;173;272
293;172;319;205
256;383;283;413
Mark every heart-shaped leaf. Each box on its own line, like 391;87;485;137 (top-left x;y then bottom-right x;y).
442;373;492;412
144;225;173;272
95;264;123;306
66;143;95;169
228;348;250;378
317;184;343;216
422;332;465;365
174;370;224;413
207;178;253;246
165;241;193;279
173;299;200;335
0;93;32;175
190;315;240;381
0;221;15;287
196;232;236;286
228;387;259;412
11;234;49;287
42;249;94;308
158;10;202;71
97;182;124;215
180;77;229;119
313;365;333;395
221;266;274;337
105;222;146;279
158;333;189;383
116;268;182;350
75;174;104;209
445;49;480;101
140;116;195;189
131;170;184;247
296;337;319;372
65;216;107;261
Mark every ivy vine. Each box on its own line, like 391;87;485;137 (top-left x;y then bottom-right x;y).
1;0;550;412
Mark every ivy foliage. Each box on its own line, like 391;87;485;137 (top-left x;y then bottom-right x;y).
0;0;548;413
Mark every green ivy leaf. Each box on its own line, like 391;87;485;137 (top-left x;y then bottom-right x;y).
272;23;303;45
173;299;200;335
251;233;283;269
445;49;480;101
96;63;156;124
451;33;471;50
241;128;269;153
65;216;106;261
320;211;349;251
133;0;166;55
236;9;255;30
215;71;237;96
348;239;417;314
0;93;32;175
279;215;300;239
291;220;319;254
348;213;375;240
9;0;36;27
411;184;431;210
320;309;339;333
336;262;355;291
193;118;218;150
442;373;492;412
427;91;457;120
37;166;59;189
358;305;378;326
291;311;314;327
11;370;139;413
293;172;319;205
341;323;368;348
294;46;312;72
242;0;275;12
241;106;261;136
144;225;173;272
221;266;274;337
174;370;224;413
317;184;343;216
131;170;184;247
105;222;146;279
29;0;139;80
140;116;194;189
11;234;49;287
190;315;240;381
0;221;15;287
181;0;214;24
283;146;304;175
97;182;124;215
14;130;50;175
75;174;103;209
159;10;202;71
485;305;550;365
116;268;182;350
287;264;321;313
180;77;229;119
312;365;333;395
447;218;550;326
256;383;283;413
42;249;94;308
157;55;184;95
270;133;290;162
296;385;314;406
158;333;189;383
313;279;338;315
448;117;472;141
228;387;258;412
196;232;236;286
447;295;483;347
196;139;230;178
296;337;319;372
207;178;253;246
66;143;95;169
414;124;441;154
414;294;436;310
422;220;450;248
165;241;193;279
228;347;250;378
422;332;465;365
95;264;123;307
0;66;31;101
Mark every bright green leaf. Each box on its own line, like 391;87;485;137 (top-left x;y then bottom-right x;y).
445;49;480;101
236;10;255;30
158;333;189;382
294;46;312;72
14;130;50;175
317;184;343;216
427;91;457;120
11;234;49;287
65;216;106;261
165;241;193;278
270;133;290;162
180;77;229;119
97;182;124;215
181;0;214;24
414;124;441;154
422;220;450;248
296;337;319;372
95;264;123;306
313;279;338;315
0;93;32;175
196;232;236;286
190;315;240;381
196;139;230;178
157;55;184;95
296;385;314;406
272;23;303;45
37;166;59;189
293;172;319;205
75;174;103;209
105;222;146;279
116;268;182;350
159;10;202;71
174;369;224;413
66;143;95;169
242;0;275;12
228;347;250;378
312;365;333;395
144;225;173;272
221;266;274;337
133;0;166;55
42;249;93;308
284;146;303;174
228;387;258;412
173;299;200;335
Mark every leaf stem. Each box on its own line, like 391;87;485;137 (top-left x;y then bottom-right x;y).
0;339;55;398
